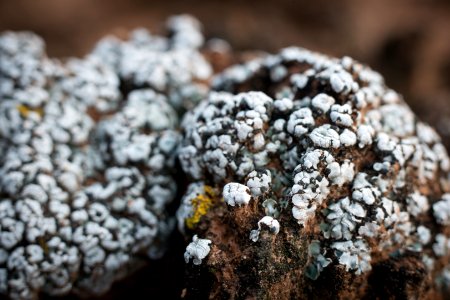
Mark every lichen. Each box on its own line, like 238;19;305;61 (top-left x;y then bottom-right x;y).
184;235;212;265
0;14;213;299
185;185;215;230
178;45;450;298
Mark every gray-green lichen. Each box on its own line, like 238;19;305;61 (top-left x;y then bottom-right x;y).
0;15;213;300
178;47;450;289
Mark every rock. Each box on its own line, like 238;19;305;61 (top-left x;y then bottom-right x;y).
178;47;450;299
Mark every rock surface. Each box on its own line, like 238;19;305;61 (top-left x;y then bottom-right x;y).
178;47;450;299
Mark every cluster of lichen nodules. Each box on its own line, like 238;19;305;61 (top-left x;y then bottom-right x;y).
0;15;210;299
1;15;450;299
177;46;450;288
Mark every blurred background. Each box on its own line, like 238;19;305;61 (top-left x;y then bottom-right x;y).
0;0;449;299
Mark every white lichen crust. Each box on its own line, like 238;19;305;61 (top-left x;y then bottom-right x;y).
90;14;212;112
179;47;450;282
0;15;210;299
223;183;252;207
249;216;280;242
184;235;212;265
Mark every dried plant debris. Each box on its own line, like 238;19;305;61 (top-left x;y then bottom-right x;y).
178;47;450;299
0;14;213;300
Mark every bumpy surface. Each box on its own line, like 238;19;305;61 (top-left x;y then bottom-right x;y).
0;15;211;300
178;47;450;299
91;15;212;113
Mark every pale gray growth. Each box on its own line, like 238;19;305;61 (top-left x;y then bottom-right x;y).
262;198;280;218
422;254;435;271
249;216;280;242
328;69;355;94
417;226;431;245
436;266;450;289
322;197;366;240
339;129;357;147
246;170;272;197
305;240;332;280
80;85;180;293
351;173;381;205
357;125;375;148
91;15;212;112
332;240;372;275
0;31;61;103
311;93;335;113
94;89;179;171
291;74;309;90
184;235;212;265
433;194;450;225
223;183;252;207
0;16;200;298
167;14;204;49
309;125;340;148
55;56;121;113
179;91;273;182
406;192;429;217
379;104;415;138
179;46;450;282
330;104;353;127
433;234;450;257
327;159;355;186
287;108;315;138
358;222;381;238
292;149;333;225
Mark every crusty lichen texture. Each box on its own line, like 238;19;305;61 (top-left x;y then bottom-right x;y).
91;15;212;113
0;15;213;300
178;47;450;299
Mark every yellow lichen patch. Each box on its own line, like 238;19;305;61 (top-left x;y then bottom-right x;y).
38;237;49;255
17;104;44;118
186;185;215;230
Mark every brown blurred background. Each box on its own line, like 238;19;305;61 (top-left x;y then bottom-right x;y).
0;0;449;299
